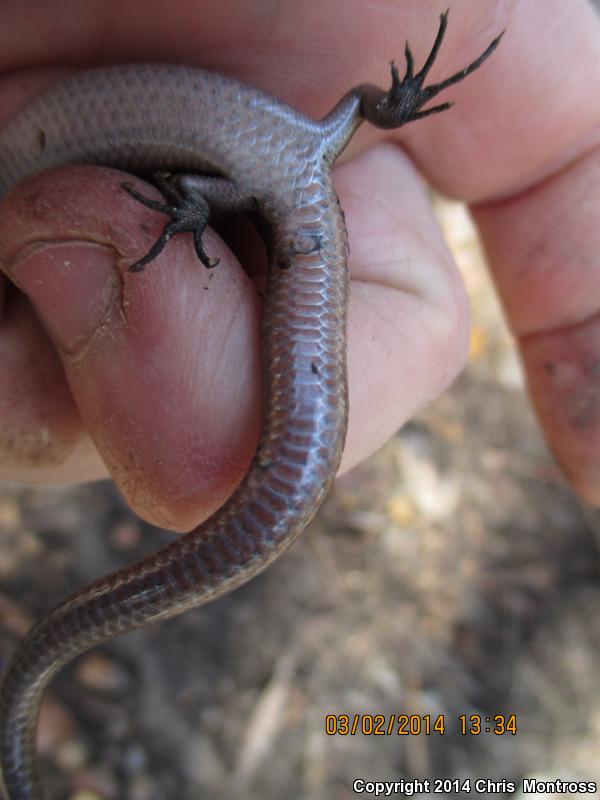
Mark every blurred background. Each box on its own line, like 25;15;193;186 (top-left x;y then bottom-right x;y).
1;195;600;800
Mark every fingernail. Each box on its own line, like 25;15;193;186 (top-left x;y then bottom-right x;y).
12;242;118;352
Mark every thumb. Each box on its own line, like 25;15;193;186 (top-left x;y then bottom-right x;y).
0;166;262;529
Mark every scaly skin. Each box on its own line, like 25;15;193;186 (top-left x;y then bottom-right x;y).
0;13;502;798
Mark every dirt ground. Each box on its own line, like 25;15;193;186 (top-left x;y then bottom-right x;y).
1;199;599;800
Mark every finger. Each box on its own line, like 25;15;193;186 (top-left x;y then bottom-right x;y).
337;142;470;472
463;0;600;504
0;274;104;483
0;166;262;529
0;142;468;513
472;146;600;504
400;0;600;200
0;1;597;203
2;0;597;501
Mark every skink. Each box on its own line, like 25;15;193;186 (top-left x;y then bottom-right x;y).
0;13;501;799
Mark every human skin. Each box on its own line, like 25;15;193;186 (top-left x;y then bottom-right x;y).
0;0;598;530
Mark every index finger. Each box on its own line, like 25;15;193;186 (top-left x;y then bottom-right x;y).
0;2;591;201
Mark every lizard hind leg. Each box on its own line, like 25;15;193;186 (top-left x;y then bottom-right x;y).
122;171;260;271
363;10;504;129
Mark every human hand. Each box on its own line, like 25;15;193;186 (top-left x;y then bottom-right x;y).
0;0;598;529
